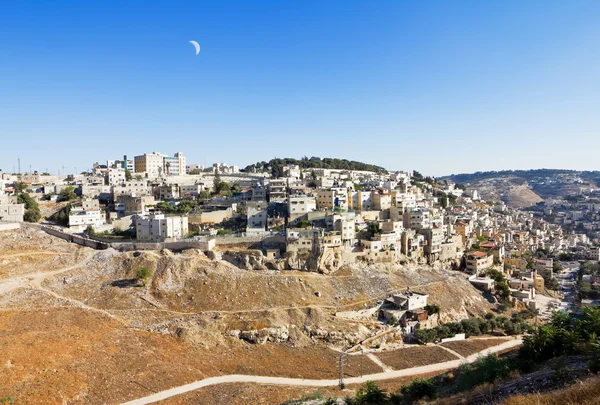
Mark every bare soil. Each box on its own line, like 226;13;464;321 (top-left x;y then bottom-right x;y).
0;308;380;405
375;346;459;371
440;338;510;358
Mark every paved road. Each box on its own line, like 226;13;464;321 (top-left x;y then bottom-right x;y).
120;339;522;405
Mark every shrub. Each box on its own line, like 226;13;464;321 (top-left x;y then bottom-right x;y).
399;378;438;401
589;340;600;373
136;266;153;285
355;381;387;405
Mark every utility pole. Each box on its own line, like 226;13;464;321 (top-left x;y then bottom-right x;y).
338;353;347;389
360;348;364;377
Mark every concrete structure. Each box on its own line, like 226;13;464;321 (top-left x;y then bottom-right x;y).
134;152;165;178
163;152;187;176
288;195;316;217
246;202;268;236
404;208;431;230
0;196;25;222
117;195;155;216
68;205;105;232
465;251;494;274
136;212;189;242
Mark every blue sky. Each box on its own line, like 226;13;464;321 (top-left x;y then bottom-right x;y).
1;1;599;176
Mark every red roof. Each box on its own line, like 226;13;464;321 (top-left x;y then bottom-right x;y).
468;251;488;258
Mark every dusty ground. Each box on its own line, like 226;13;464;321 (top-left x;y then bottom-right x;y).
0;227;496;405
0;308;381;405
0;226;87;280
375;346;459;370
440;338;510;358
158;371;450;405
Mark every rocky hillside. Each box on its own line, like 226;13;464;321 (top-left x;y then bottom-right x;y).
35;248;492;348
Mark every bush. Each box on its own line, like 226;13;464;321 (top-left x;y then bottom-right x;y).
355;381;387;405
589;340;600;373
415;328;436;344
136;266;153;285
399;378;438;401
551;357;572;382
424;304;440;315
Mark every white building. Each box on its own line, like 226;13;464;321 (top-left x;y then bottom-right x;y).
0;196;25;222
107;168;126;186
246;202;268;236
68;205;105;232
136;212;189;242
163;152;187;176
288;195;317;217
134;152;165;178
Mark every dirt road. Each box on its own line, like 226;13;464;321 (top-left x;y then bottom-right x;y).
0;250;96;295
121;338;522;405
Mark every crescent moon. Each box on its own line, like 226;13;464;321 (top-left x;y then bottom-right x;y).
189;40;200;55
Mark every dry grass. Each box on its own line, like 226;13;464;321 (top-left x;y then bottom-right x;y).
0;308;382;404
440;338;510;357
375;346;459;370
159;371;451;405
501;376;600;405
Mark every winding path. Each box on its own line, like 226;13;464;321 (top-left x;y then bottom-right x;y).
120;338;522;405
0;250;96;295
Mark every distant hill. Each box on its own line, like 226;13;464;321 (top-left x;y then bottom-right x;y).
241;157;388;175
440;169;600;185
440;168;600;205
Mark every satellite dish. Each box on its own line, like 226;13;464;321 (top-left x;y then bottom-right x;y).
189;40;200;55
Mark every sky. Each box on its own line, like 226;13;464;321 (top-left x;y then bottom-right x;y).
1;1;600;177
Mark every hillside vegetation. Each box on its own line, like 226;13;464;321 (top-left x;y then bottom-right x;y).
441;169;600;186
241;156;387;175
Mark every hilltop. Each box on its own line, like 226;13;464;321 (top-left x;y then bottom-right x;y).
241;156;388;175
439;169;600;207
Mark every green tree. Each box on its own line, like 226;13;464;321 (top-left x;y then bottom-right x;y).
17;193;41;223
12;181;28;194
124;169;133;181
355;381;388;405
58;186;77;202
213;171;222;194
548;277;560;291
424;304;440;315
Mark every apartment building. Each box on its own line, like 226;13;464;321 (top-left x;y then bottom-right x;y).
112;181;150;198
68;204;105;232
372;190;392;211
268;179;287;202
465;251;494;274
134;152;165;177
164;152;187;176
403;208;432;230
288;195;317;217
246;202;268;236
136;212;189;242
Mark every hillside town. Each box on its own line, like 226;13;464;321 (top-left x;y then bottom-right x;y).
2;154;596;323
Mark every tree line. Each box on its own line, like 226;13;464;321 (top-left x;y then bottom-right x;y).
241;156;387;176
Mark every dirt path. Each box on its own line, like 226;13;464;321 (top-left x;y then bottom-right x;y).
366;353;393;372
437;344;465;360
120;338;523;405
0;250;96;295
0;251;73;259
